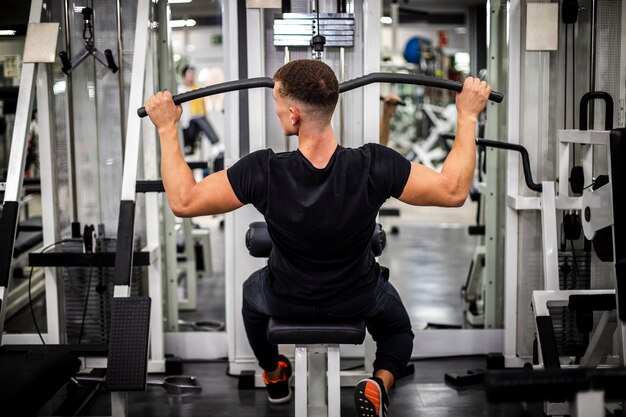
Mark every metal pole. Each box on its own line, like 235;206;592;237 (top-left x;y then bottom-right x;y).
63;0;80;233
391;1;399;56
116;0;126;160
588;0;597;129
339;46;345;146
284;46;290;151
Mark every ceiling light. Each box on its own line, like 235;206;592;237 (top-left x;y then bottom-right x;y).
380;16;392;25
0;30;17;36
169;0;192;3
170;19;196;28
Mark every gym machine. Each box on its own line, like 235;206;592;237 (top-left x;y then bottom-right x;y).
0;0;170;414
498;0;626;414
138;2;503;390
58;7;119;75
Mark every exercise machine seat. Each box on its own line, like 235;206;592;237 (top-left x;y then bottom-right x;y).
268;318;366;345
13;230;44;258
0;350;81;415
17;216;43;232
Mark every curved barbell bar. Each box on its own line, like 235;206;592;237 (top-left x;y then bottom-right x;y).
136;72;504;118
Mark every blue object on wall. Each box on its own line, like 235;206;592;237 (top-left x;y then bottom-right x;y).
403;37;421;64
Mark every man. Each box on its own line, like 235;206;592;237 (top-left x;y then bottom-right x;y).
178;65;220;155
379;94;402;146
144;59;491;417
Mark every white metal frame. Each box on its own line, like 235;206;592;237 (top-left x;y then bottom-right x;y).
107;0;165;373
294;344;342;417
0;0;46;343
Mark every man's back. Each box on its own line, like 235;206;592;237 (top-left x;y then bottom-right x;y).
227;143;410;304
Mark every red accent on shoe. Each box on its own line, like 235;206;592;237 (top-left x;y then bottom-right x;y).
364;381;381;415
262;368;286;384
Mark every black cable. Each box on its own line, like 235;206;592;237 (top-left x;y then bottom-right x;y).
28;239;73;345
570;239;581;288
77;255;94;345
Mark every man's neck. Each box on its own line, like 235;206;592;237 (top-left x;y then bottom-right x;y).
297;124;338;169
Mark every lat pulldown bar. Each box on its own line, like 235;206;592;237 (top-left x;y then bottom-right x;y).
136;73;504;118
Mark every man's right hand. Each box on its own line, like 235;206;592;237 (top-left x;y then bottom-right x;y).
455;77;491;122
144;91;183;133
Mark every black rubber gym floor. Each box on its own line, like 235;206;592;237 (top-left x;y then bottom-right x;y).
39;356;545;416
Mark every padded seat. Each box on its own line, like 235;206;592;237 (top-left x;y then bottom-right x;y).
13;230;44;257
18;216;43;232
268;318;366;345
0;350;81;415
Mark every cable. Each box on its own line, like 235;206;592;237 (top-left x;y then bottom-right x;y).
77;255;94;345
28;239;74;344
569;239;581;289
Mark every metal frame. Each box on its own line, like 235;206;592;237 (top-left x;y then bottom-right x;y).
37;59;66;344
294;344;342;417
0;0;44;344
109;0;165;373
503;0;526;367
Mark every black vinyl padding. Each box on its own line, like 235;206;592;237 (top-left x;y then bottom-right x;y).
536;315;561;370
13;230;44;258
486;368;626;403
246;222;386;258
0;201;19;288
610;129;626;321
0;351;81;416
106;296;151;391
246;222;273;258
113;201;136;286
568;294;616;312
18;216;42;232
267;318;366;345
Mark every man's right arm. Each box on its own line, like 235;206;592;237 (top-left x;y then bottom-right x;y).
145;91;243;217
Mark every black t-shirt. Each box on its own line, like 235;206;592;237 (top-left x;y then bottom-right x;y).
227;143;411;305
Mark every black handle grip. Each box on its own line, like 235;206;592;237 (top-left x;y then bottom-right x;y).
104;49;118;73
59;51;71;74
579;91;613;131
340;73;504;103
477;138;542;193
137;72;504;118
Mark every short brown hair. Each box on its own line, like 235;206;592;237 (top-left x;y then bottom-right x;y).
273;60;339;118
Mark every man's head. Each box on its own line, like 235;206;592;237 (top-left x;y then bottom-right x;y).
272;60;339;135
181;65;195;85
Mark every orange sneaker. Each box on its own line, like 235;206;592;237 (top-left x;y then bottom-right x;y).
354;376;389;417
262;355;293;404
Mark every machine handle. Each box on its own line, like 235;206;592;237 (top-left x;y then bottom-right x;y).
137;72;504;118
579;91;613;131
477;138;542;193
340;72;504;103
104;49;118;73
137;77;275;118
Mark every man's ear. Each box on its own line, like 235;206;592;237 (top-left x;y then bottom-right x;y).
289;107;300;126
